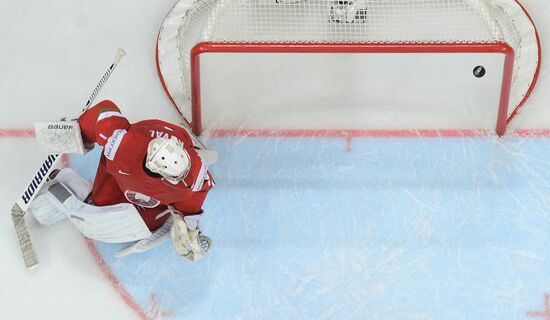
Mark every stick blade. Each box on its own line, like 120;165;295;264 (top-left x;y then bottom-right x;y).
11;203;39;269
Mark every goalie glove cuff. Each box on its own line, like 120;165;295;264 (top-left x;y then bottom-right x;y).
183;212;202;230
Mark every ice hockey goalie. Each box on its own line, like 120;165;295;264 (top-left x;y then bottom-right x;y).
29;100;215;261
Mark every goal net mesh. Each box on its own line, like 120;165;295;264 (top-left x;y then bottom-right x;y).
176;0;523;130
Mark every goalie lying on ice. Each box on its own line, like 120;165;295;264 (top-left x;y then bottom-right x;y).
29;100;216;261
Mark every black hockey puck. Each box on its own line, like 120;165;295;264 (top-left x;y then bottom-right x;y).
473;66;486;78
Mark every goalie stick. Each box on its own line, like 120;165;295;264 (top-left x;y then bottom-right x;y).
11;48;127;269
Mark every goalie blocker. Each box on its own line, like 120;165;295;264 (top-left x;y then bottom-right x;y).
34;121;87;155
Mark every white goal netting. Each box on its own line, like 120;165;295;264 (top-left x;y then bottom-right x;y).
181;0;506;44
160;0;538;134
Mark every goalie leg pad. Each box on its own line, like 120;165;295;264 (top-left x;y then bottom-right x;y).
54;167;93;201
30;181;152;242
116;215;173;258
28;181;68;226
29;168;93;225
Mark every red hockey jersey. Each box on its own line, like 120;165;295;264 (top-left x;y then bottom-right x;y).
78;100;214;230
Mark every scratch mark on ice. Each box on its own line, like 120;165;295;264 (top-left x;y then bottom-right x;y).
511;250;544;261
293;273;318;297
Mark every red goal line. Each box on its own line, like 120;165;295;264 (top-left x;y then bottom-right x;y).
207;128;550;138
2;128;549;139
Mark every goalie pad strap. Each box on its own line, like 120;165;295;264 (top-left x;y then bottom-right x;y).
29;168;94;226
54;167;93;201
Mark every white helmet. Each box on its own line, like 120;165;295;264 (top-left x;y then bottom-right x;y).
145;137;190;184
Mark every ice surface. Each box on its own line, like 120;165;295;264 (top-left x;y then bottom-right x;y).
71;134;550;320
1;0;549;319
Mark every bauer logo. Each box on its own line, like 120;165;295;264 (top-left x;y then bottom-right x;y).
48;124;74;130
21;154;59;205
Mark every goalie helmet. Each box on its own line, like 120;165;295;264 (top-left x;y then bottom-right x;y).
145;137;190;184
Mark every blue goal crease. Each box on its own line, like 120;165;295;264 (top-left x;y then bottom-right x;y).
69;136;550;320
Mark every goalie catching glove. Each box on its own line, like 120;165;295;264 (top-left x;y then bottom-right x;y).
116;206;212;261
168;207;211;261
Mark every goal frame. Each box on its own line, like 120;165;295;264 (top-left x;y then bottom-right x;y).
189;41;515;136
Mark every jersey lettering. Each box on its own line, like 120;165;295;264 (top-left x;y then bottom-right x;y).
148;130;183;145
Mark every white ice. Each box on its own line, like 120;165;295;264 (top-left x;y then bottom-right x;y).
0;0;549;319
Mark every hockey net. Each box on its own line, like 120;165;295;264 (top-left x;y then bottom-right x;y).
181;0;505;43
158;0;540;136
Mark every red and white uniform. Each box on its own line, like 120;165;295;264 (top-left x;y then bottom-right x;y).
78;100;214;230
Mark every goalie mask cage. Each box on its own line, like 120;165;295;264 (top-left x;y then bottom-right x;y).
157;0;540;136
